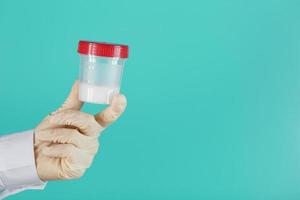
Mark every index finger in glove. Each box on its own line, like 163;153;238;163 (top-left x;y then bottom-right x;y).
55;80;83;113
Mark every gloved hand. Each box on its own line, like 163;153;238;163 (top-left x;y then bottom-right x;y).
34;81;127;181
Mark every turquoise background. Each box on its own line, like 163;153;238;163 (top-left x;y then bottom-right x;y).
1;0;300;199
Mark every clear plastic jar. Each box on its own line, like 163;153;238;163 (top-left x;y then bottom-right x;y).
77;41;129;104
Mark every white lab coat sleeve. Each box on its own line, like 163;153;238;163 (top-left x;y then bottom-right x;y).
0;130;46;199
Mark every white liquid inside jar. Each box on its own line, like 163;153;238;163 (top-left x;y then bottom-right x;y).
79;82;120;104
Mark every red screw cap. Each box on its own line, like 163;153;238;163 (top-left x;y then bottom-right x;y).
77;40;129;58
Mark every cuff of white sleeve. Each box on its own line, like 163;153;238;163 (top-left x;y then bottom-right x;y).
0;130;46;199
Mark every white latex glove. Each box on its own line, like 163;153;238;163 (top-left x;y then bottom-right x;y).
34;81;127;181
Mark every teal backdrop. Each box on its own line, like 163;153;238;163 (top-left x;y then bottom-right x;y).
1;0;300;199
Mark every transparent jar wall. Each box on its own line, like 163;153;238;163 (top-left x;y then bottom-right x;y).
79;54;125;104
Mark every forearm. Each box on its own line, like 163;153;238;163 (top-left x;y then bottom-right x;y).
0;130;45;199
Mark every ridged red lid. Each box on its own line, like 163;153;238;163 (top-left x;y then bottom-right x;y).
77;40;129;58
